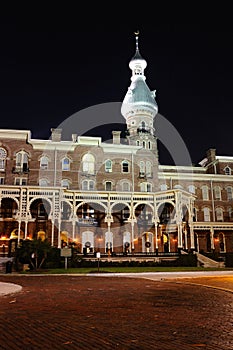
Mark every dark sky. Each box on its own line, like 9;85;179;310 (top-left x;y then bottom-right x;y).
1;15;233;165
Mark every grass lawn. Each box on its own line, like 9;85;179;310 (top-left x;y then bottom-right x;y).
20;266;233;274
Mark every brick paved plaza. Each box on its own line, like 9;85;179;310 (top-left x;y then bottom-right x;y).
0;274;233;349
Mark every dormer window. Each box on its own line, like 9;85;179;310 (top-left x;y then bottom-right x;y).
62;157;70;171
40;156;49;170
105;160;112;173
225;166;231;175
15;151;29;172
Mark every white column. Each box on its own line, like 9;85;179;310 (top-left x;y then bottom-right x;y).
51;221;55;246
184;227;188;250
155;223;158;250
177;223;183;249
24;221;28;239
72;220;76;241
58;220;61;248
190;224;195;250
131;221;135;250
210;227;215;250
17;221;21;244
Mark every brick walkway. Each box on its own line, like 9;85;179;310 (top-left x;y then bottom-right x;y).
0;275;233;349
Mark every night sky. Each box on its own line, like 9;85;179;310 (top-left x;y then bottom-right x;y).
1;15;233;165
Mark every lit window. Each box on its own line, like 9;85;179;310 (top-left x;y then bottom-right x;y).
122;160;129;173
62;158;70;171
105;160;112;173
82;154;95;174
0;148;7;171
202;186;209;200
40;156;49;170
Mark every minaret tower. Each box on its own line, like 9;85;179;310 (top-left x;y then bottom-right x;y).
121;31;158;153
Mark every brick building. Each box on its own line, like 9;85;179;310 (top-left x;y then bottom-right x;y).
0;34;233;259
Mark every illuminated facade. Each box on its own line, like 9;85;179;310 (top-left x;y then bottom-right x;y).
0;34;233;260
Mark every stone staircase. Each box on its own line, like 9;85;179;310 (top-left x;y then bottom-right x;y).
196;252;225;268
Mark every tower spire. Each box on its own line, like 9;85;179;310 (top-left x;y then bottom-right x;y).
134;30;140;52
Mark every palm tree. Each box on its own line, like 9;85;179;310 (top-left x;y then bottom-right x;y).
16;238;52;271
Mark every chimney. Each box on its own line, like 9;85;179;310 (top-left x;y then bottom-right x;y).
112;131;121;145
51;128;62;142
206;148;216;163
72;133;77;142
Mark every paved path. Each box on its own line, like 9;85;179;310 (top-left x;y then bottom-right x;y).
0;272;233;349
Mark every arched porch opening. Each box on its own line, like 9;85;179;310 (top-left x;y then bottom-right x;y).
76;203;105;227
0;198;18;219
158;202;175;225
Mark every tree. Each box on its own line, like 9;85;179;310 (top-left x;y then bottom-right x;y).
16;238;52;271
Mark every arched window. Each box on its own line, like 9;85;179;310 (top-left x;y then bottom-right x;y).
61;179;70;189
39;178;49;187
40;156;49;170
226;187;233;201
122;182;130;192
140;182;152;192
139;161;145;174
136;140;140;146
148;141;151;150
105;181;112;191
15;151;29;172
193;207;197;222
82;154;95;174
105;160;112;173
188;185;196;194
122;160;129;173
146;161;152;177
160;184;168;191
142;141;146;148
203;207;210;221
0;148;7;171
82;179;95;191
228;207;233;220
62;157;70;171
141;121;146;129
214;186;221;200
202;185;209;200
225;166;231;175
215;207;223;221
